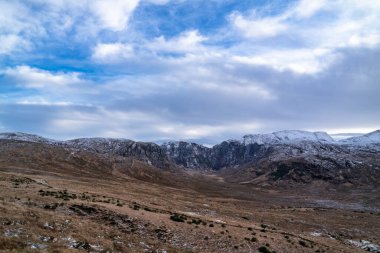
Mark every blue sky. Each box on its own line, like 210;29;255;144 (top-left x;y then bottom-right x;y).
0;0;379;143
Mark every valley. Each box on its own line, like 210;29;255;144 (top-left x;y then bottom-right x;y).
0;131;379;252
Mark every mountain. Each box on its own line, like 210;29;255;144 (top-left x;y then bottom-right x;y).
0;132;56;144
242;130;334;145
162;130;380;186
162;141;212;169
162;130;378;169
0;130;379;186
61;138;172;169
339;130;380;145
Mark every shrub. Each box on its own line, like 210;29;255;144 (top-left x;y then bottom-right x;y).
299;240;307;247
170;214;186;222
258;246;271;253
132;204;140;210
192;219;201;225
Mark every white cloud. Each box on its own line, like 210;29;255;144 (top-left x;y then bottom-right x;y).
2;66;82;89
327;127;379;135
16;98;73;106
289;0;327;18
233;48;338;74
92;43;134;61
91;30;208;64
0;1;31;34
150;30;206;53
347;34;380;48
230;13;287;38
156;122;262;139
144;0;170;4
91;0;139;31
227;0;380;74
0;35;29;55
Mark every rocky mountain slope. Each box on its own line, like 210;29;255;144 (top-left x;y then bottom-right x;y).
0;133;171;169
162;131;380;186
61;138;171;169
1;130;379;186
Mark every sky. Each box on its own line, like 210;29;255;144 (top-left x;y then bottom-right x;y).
0;0;379;144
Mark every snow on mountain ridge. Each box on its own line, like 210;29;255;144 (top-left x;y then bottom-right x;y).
1;130;379;147
339;130;380;145
242;130;334;145
0;132;57;144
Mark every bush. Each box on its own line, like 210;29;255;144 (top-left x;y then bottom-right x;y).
192;219;201;225
170;214;187;222
299;240;307;247
258;246;271;253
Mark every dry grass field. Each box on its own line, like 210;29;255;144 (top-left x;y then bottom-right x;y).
0;140;379;252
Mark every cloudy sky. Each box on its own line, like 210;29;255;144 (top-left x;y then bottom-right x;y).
0;0;379;144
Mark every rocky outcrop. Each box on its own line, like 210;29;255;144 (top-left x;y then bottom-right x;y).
62;138;171;169
161;130;380;186
162;141;212;169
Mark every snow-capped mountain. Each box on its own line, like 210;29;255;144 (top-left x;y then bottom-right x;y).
162;131;341;170
1;130;379;185
242;130;334;145
0;132;57;144
339;130;380;145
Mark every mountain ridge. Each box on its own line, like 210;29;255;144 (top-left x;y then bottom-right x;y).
2;129;379;147
1;130;379;187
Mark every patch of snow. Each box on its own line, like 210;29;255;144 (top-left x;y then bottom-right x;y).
310;231;322;237
30;243;47;249
182;211;200;217
346;239;380;252
4;228;24;237
43;222;54;230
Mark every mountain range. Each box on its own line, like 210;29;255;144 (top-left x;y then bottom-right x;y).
1;130;379;187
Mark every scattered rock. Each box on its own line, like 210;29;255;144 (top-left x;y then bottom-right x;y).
346;239;380;252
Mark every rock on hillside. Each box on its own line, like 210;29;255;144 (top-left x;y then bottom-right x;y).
62;138;171;169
